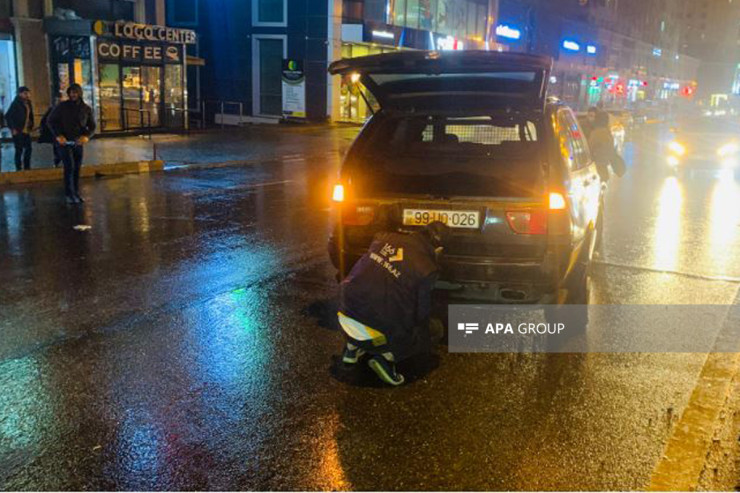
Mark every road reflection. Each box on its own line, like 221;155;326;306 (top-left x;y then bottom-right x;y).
709;178;740;272
651;176;683;271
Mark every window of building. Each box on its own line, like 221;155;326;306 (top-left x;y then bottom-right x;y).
342;0;363;22
253;0;286;26
167;0;198;27
54;0;134;22
393;0;407;26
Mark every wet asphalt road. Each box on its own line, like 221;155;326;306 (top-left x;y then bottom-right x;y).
1;125;740;490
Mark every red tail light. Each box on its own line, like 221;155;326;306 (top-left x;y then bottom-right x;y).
342;204;376;226
506;210;547;235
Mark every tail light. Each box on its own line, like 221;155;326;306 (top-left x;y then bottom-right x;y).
342;204;376;226
506;210;547;235
549;192;567;210
332;183;345;203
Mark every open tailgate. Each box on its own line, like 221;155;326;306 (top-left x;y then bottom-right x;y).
328;50;552;113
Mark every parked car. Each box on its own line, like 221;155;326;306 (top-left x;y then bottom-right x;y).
327;51;603;309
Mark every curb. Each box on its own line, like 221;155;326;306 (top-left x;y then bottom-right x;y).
0;160;165;185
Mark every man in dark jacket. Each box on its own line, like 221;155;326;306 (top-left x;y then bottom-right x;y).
48;84;96;204
338;222;449;386
6;86;34;171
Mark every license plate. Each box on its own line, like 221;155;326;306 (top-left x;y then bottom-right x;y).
402;209;480;229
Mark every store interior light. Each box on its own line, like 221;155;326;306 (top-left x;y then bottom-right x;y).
586;45;597;54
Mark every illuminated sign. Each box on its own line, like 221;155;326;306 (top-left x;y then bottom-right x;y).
495;24;521;40
653;48;662;57
562;40;580;52
97;39;181;63
94;20;196;44
372;30;395;40
586;45;597;54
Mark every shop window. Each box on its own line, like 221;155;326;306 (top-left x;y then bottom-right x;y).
0;38;17;110
164;64;184;128
99;63;121;131
54;0;134;22
406;0;419;29
393;0;406;26
466;2;476;40
476;4;487;41
419;0;436;31
254;0;286;26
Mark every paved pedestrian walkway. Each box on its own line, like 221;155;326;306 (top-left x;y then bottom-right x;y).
0;124;360;173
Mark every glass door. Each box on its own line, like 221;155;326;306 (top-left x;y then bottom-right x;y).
99;64;121;131
122;66;141;129
257;38;283;116
141;66;161;127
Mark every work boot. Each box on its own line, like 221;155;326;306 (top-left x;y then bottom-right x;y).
342;342;365;364
368;354;405;386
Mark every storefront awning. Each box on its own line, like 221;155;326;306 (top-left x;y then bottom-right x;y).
186;55;205;67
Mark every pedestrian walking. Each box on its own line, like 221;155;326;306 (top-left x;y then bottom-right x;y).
337;222;449;386
38;92;63;168
6;86;34;171
48;84;96;204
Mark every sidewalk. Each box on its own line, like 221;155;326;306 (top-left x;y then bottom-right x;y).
0;124;360;174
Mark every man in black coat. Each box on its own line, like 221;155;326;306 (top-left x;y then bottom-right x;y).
338;222;449;386
6;86;34;171
48;84;96;204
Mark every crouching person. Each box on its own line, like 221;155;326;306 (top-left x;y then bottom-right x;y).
337;222;449;386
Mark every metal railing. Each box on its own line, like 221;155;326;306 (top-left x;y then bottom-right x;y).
199;100;246;129
122;108;153;139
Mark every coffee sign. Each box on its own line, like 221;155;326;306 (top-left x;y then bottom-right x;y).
94;20;196;45
97;40;182;63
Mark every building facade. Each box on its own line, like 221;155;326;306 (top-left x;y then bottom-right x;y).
495;0;699;111
172;0;499;124
3;0;195;133
678;0;740;98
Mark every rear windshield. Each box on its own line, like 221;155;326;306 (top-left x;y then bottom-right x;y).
351;115;544;198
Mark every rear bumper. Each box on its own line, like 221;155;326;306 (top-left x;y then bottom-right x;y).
329;238;559;303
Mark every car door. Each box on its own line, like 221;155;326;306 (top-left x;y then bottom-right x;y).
556;108;601;256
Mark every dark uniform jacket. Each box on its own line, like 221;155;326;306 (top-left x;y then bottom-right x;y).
339;231;439;360
6;97;33;133
48;99;96;141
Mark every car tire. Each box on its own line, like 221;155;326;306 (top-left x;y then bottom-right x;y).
544;262;590;336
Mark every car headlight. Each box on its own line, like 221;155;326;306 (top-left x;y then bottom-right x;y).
668;141;686;156
718;142;739;157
